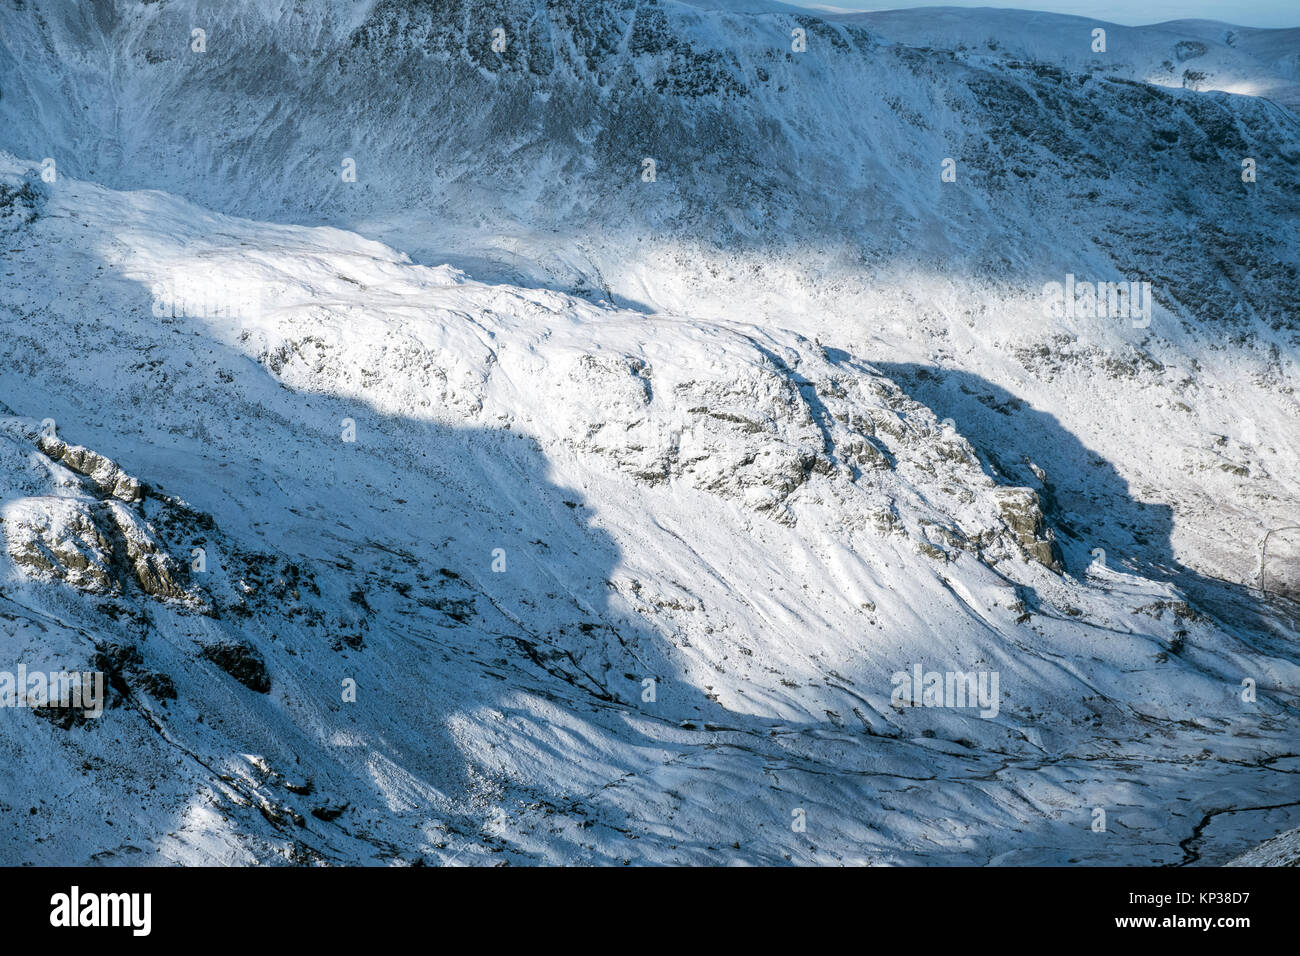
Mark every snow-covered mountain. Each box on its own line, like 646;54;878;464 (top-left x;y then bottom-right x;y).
837;8;1300;109
0;0;1297;865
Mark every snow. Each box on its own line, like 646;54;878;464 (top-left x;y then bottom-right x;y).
0;0;1297;865
835;7;1300;108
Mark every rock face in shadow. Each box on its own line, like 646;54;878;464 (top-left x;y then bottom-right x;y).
198;641;271;694
0;177;43;233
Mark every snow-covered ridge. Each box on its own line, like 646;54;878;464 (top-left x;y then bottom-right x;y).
0;156;1297;864
835;7;1300;108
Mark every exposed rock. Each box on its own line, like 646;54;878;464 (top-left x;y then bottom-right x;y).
31;703;93;731
5;498;117;593
36;434;144;502
100;500;192;602
0;178;43;233
1;430;208;608
311;803;348;822
3;495;203;606
994;487;1063;572
199;641;271;693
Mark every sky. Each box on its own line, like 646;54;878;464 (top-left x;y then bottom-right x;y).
786;1;1299;28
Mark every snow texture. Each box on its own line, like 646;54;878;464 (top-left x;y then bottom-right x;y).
0;0;1297;865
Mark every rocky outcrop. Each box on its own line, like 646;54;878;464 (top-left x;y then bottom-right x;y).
3;428;204;607
5;498;117;593
100;499;195;602
5;495;201;603
199;641;271;693
994;487;1063;572
36;434;145;502
0;177;43;233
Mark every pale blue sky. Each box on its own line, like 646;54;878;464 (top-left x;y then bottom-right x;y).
787;1;1298;28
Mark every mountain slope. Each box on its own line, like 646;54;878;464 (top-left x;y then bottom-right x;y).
3;1;1298;594
1;156;1298;864
0;0;1298;865
837;8;1300;108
